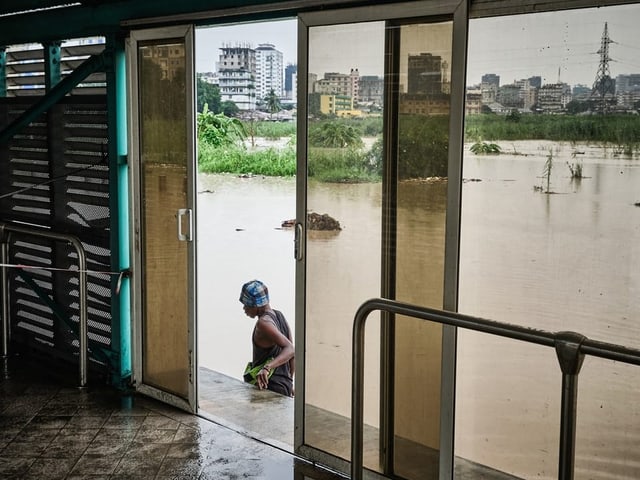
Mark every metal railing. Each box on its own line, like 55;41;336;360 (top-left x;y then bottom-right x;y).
0;221;88;388
351;298;640;480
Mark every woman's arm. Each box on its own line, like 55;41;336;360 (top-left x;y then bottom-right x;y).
254;316;294;389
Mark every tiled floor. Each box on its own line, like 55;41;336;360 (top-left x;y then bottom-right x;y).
1;356;522;480
0;357;345;480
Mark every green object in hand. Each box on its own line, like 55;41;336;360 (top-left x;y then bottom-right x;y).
243;358;274;385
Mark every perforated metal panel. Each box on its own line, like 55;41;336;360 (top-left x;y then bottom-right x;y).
0;39;114;375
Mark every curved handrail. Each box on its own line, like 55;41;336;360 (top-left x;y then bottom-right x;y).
351;298;640;480
0;221;88;388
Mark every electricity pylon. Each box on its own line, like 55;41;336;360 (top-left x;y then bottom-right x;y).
590;22;616;113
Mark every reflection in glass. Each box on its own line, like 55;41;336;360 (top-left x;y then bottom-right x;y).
139;41;190;398
458;5;640;479
392;21;451;480
304;19;452;479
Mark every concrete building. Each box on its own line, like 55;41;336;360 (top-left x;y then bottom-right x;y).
497;83;522;108
319;93;355;115
465;89;483;115
359;75;384;106
217;44;256;110
255;42;283;100
313;69;360;104
284;62;297;100
538;82;572;112
481;73;500;88
615;74;640;108
572;83;591;101
408;52;443;95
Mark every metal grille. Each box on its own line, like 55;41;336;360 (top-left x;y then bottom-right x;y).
0;39;114;375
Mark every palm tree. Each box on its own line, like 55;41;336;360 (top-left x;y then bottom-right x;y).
264;89;281;119
309;121;363;148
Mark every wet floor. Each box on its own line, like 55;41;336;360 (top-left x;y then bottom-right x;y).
0;356;346;480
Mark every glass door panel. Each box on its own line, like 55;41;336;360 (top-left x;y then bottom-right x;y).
303;20;385;472
458;5;640;479
140;39;189;398
130;26;197;412
299;3;464;477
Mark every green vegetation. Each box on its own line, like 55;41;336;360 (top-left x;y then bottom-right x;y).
197;115;383;181
264;89;282;118
198;142;295;176
198;109;640;183
250;121;296;140
197;104;246;146
308;147;381;183
470;141;502;154
398;114;449;179
309;122;363;148
466;113;640;148
197;75;221;113
197;113;450;182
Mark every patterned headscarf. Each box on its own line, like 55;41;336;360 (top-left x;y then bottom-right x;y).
239;280;269;307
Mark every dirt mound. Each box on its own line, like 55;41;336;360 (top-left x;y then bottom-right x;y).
281;212;342;231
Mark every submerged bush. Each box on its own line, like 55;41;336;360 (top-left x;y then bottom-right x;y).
470;141;502;154
198;143;295;176
398;114;449;179
308;147;380;183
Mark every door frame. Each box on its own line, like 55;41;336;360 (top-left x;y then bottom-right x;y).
128;24;198;413
296;1;467;477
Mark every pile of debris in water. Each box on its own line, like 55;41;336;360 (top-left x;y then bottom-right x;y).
281;212;341;231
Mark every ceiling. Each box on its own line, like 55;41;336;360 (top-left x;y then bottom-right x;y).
0;1;125;17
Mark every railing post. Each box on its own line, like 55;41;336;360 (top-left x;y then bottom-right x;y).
0;222;88;388
351;301;369;480
554;331;586;480
1;228;9;358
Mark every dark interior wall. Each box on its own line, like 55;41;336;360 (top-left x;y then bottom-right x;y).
1;0;636;46
0;0;384;46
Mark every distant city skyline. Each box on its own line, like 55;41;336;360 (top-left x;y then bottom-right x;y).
195;3;640;90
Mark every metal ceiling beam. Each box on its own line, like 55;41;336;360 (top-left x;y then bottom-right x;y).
0;1;82;16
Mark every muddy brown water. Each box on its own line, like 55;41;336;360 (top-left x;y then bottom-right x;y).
196;140;640;479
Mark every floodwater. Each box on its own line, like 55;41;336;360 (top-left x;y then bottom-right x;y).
456;140;640;479
196;140;640;480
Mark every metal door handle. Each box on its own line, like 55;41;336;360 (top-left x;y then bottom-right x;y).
294;221;303;261
177;208;192;242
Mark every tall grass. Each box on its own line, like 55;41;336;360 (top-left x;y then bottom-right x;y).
246;121;296;139
198;142;296;176
465;114;640;149
308;147;381;183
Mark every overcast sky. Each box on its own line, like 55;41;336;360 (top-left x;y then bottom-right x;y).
466;3;640;87
194;3;640;88
195;18;297;73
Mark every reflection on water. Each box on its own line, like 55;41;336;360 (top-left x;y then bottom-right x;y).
197;140;639;479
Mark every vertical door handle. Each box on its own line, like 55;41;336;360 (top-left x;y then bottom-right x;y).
294;221;303;261
177;208;193;242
